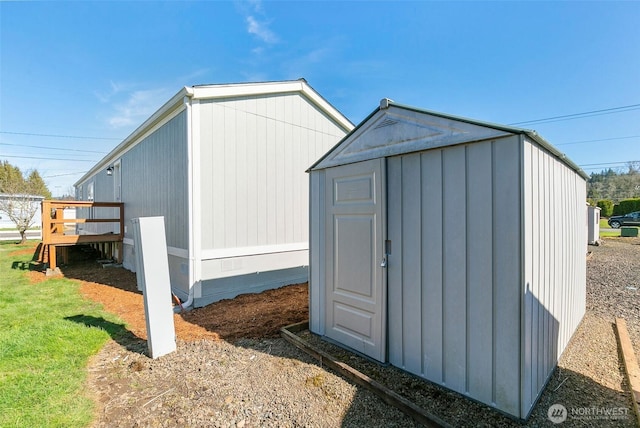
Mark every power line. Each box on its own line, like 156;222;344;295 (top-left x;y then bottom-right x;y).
508;103;640;126
0;142;108;154
0;131;122;140
42;171;88;178
579;160;639;167
1;155;98;162
556;135;640;146
582;167;632;172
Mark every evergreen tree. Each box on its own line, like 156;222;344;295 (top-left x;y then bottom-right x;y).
27;170;52;199
0;161;24;193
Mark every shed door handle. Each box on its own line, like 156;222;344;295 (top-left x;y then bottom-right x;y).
380;257;387;268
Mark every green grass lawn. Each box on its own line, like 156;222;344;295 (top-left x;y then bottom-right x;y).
598;218;640;237
0;227;41;231
597;218;619;237
0;241;127;428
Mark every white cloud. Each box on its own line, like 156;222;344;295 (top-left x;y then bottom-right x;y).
94;80;128;103
246;15;278;44
107;88;169;128
245;0;263;14
235;0;278;44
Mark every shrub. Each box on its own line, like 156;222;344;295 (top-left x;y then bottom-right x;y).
612;198;640;216
596;199;614;217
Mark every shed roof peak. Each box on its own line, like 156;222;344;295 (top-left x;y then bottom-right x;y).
309;101;587;180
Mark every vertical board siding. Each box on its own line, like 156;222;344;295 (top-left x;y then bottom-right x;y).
77;111;188;250
386;156;404;366
199;93;347;251
466;143;493;404
120;112;189;250
77;173;115;234
491;138;522;416
442;146;467;392
421;151;444;382
401;153;422;374
522;141;534;410
521;139;586;416
387;136;521;416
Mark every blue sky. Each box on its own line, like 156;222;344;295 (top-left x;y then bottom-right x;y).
1;0;639;196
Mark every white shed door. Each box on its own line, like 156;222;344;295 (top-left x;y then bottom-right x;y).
324;158;386;362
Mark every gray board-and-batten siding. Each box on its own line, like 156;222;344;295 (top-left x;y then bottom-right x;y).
308;100;587;419
385;137;586;417
77;110;190;294
75;80;353;306
196;92;349;305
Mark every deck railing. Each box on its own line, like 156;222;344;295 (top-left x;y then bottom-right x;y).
41;200;124;270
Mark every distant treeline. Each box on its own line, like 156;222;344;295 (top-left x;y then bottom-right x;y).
587;163;640;217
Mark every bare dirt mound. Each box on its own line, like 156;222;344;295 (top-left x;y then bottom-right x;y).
27;245;309;342
181;284;309;341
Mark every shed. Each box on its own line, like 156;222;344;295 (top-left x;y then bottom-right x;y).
587;205;601;245
75;79;352;308
308;99;588;419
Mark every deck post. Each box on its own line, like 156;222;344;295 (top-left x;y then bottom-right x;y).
49;245;57;270
41;201;51;246
117;242;123;263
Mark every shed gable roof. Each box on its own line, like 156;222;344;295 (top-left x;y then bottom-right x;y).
309;99;588;180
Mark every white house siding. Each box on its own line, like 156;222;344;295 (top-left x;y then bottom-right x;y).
196;93;348;305
386;136;522;417
0;194;44;229
521;138;586;416
199;93;346;251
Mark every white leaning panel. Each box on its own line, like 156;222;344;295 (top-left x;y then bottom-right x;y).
132;216;177;359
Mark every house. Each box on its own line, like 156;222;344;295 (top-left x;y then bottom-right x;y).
75;79;353;308
0;193;44;229
308;99;587;419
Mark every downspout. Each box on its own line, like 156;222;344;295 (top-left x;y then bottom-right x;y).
174;89;196;312
175;288;194;313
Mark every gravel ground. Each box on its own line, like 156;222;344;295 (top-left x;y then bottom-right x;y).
88;338;417;428
586;238;640;357
86;236;640;428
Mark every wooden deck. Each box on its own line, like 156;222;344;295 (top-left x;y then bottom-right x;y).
41;200;124;271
